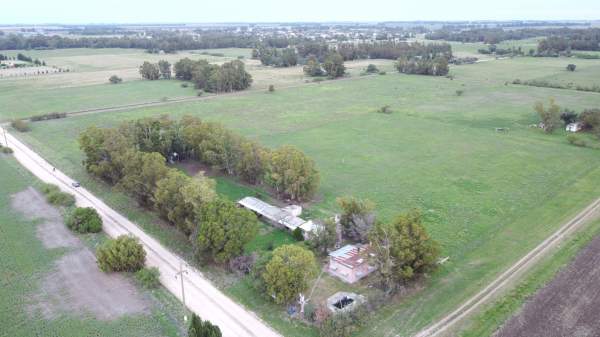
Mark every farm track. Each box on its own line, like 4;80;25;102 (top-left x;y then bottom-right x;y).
0;127;282;337
413;197;600;337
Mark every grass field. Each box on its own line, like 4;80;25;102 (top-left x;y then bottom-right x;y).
11;53;600;336
0;155;184;337
0;80;197;120
0;46;395;120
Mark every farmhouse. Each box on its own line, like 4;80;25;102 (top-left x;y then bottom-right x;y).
237;196;318;238
566;122;583;132
328;244;377;284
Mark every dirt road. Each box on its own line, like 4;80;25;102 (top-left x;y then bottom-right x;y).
413;198;600;337
1;127;281;337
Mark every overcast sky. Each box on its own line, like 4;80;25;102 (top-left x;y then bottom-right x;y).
2;0;599;24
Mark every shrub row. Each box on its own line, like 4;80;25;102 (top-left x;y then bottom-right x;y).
40;183;75;207
513;79;600;94
30;112;67;122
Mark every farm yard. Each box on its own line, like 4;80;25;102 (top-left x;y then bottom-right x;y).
0;155;186;337
6;42;600;337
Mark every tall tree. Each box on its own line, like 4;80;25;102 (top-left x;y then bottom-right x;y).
262;244;318;304
188;314;222;337
369;210;439;292
139;61;161;80
158;60;172;79
117;150;169;207
307;218;337;255
322;52;346;78
266;145;320;201
194;198;258;264
336;196;376;243
534;98;561;133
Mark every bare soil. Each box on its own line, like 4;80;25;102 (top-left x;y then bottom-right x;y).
11;187;150;320
496;234;600;337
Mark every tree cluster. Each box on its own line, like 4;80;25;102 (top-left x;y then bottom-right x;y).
78;116;319;262
537;29;600;54
395;56;449;76
337;41;452;61
139;60;171;80
188;314;222;337
173;58;252;93
302;52;345;78
337;196;376;243
253;46;298;67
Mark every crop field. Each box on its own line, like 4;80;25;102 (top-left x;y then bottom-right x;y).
0;155;184;337
10;52;600;336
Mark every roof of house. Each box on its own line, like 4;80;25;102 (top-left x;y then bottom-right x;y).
329;244;372;269
238;196;314;232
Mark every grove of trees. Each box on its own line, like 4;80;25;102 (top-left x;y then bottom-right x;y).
173;58;252;92
395;56;449;76
78;116;319;264
188;314;222;337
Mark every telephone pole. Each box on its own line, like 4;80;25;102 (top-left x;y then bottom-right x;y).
175;260;189;322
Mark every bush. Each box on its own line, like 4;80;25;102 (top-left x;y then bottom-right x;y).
197;90;204;97
66;207;102;233
365;64;379;74
229;253;257;275
455;89;464;96
566;64;576;72
181;82;189;88
378;71;387;75
30;112;67;122
376;105;392;114
567;134;587;147
40;183;75;207
268;84;275;92
135;267;160;288
1;146;13;154
108;75;123;84
292;227;304;241
96;235;146;272
11;119;30;132
319;304;369;337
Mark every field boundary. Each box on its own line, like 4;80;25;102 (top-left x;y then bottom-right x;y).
413;197;600;337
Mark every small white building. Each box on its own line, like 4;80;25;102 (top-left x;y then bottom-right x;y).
237;196;318;238
566;122;583;132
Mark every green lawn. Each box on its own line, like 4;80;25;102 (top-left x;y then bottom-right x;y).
0;155;183;337
10;56;600;336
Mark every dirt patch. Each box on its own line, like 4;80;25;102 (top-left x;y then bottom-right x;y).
30;248;150;320
496;234;600;337
11;187;150;320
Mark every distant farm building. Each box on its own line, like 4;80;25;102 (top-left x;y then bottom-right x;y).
566;122;583;132
237;196;318;238
327;244;376;284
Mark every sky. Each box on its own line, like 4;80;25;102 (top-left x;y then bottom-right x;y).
2;0;600;24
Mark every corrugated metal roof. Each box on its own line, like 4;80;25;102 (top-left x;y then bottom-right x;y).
238;196;314;232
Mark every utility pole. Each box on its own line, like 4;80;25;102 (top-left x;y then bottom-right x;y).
175;260;189;322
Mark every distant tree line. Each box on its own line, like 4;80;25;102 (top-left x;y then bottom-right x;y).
536;29;600;55
337;41;452;61
395;56;449;76
0;31;297;53
173;58;252;92
426;27;549;44
478;44;525;56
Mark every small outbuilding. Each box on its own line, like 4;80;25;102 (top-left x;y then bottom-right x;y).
237;196;318;239
327;244;376;284
566;122;583;132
